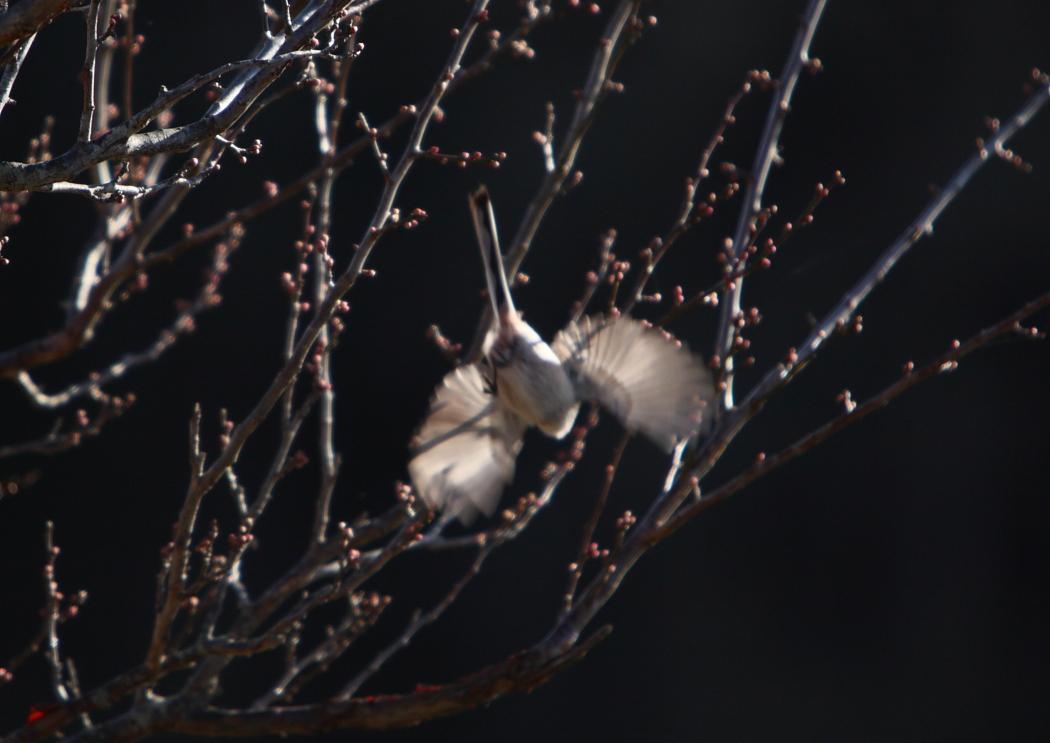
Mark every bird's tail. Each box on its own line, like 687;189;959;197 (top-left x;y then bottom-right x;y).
468;185;515;320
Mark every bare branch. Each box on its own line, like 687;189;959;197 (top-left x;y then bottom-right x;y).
0;0;77;48
530;71;1050;660
183;0;491;507
620;70;761;317
653;289;1050;543
42;522;72;704
0;396;133;460
714;0;826;411
168;628;611;737
335;541;495;701
77;0;103;142
0;0;542;381
0;31;35;119
560;428;627;617
740;71;1050;414
15;240;234;408
310;49;356;544
466;0;643;359
2;4;1047;740
0;42;328;191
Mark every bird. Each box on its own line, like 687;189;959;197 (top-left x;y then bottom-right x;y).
408;186;714;523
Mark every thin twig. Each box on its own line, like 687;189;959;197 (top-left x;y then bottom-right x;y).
16;241;234;408
560;431;628;617
568;229;616;323
0;398;132;459
77;0;103;142
311;47;356;544
42;522;71;704
336;541;495;700
622;70;759;315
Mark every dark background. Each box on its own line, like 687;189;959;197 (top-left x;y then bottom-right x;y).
2;1;1049;740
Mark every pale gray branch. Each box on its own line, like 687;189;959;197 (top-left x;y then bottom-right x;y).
714;0;826;411
0;31;35;118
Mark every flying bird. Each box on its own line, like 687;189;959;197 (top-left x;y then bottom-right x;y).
409;187;714;522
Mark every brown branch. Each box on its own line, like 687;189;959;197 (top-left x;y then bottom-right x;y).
0;0;547;380
560;430;628;617
168;627;611;737
144;404;205;672
0;18;344;373
180;0;491;513
0;30;35;119
657;169;843;328
333;447;592;701
568;228;615;323
5;636;270;743
251;591;389;709
138;0;490;702
0;396;133;459
622;70;759;315
0;0;77;48
336;535;502;701
15;239;235;409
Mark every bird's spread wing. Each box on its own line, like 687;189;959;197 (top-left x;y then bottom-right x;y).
409;364;525;523
552;315;714;452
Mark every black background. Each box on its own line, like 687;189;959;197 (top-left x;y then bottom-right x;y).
2;1;1049;740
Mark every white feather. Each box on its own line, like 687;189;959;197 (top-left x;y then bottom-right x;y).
408;364;525;522
553;315;714;452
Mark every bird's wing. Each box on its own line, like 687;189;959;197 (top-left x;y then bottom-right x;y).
552;315;714;452
409;363;526;523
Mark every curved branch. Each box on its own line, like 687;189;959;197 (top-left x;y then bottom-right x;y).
0;0;381;192
0;0;77;48
167;628;610;738
0;49;322;191
538;76;1050;658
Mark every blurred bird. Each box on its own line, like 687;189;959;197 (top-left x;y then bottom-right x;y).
409;186;714;522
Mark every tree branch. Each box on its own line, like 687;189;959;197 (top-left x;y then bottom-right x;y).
714;0;826;411
652;288;1050;543
0;0;77;48
466;0;643;359
167;627;611;737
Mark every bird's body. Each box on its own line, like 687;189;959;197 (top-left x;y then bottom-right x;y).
487;311;579;438
409;187;714;522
